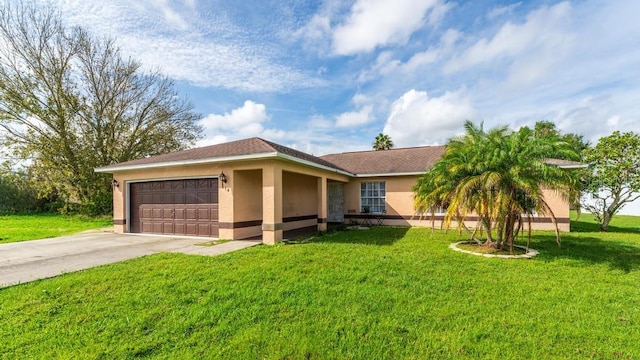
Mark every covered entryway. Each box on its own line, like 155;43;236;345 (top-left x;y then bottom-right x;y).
129;179;219;237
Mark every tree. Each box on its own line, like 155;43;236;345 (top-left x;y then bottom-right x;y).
0;3;202;214
528;121;590;210
531;120;590;156
582;131;640;231
414;121;580;252
373;133;394;150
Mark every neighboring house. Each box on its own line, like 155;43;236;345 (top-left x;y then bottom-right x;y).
96;137;581;244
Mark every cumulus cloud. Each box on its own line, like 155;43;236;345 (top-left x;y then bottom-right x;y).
332;0;449;55
383;89;477;146
198;101;269;146
334;93;375;127
335;105;374;127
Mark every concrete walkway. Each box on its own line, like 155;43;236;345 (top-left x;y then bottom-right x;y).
0;231;261;288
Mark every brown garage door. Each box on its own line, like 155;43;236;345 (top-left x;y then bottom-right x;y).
130;179;219;237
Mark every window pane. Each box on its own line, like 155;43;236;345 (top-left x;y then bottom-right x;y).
359;181;386;213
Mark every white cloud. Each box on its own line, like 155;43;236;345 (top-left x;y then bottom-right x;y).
486;2;522;19
403;28;460;72
383;89;477;147
334;93;375;127
198;100;269;146
335;105;373;127
445;1;573;79
53;0;324;92
332;0;449;55
296;14;332;41
357;28;460;82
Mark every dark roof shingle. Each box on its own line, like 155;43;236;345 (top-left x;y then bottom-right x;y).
97;137;346;172
320;146;445;175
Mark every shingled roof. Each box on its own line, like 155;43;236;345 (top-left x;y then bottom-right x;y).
96;138;585;175
320;146;445;175
96;137;349;173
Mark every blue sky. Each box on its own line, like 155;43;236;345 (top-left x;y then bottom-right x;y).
50;0;640;212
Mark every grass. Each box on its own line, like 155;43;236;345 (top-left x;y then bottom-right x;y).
0;213;113;244
0;214;639;358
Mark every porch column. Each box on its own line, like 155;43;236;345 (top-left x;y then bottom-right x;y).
317;176;327;232
218;168;234;240
262;164;283;245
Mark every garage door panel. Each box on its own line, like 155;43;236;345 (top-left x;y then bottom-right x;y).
142;221;153;233
197;208;210;219
130;179;219;237
186;223;197;236
198;224;210;236
141;208;152;219
185;208;197;220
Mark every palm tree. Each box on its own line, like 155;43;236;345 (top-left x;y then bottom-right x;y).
373;133;394;150
414;121;579;252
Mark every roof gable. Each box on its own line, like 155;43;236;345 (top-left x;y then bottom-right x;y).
95;137;349;173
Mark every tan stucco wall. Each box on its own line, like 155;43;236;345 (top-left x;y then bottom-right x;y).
233;169;262;222
108;158;571;241
108;158;350;242
343;176;417;216
343;175;571;232
283;171;317;218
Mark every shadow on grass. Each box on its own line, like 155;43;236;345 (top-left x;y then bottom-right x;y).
570;218;640;234
309;226;410;246
529;233;640;273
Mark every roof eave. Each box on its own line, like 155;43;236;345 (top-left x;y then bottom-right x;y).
94;152;279;173
274;153;353;176
95;151;354;176
353;171;426;177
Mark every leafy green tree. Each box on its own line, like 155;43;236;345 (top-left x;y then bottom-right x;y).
528;121;590;210
414;121;580;252
373;133;394;150
582;131;640;231
0;160;58;213
0;3;202;214
531;120;590;156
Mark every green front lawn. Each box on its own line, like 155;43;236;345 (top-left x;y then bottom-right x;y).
1;215;639;358
0;214;113;244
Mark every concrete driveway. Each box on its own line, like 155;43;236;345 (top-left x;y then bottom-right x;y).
0;231;261;288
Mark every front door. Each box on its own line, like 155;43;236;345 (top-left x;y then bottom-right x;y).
327;182;344;223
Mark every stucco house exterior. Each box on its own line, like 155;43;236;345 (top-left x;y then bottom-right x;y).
96;137;579;244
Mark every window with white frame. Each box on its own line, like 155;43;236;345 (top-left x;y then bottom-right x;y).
360;181;386;213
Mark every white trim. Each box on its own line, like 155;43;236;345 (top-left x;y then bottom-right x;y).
126;175;220;183
95;152;278;172
276;153;354;176
125;182;130;233
95;151;355;177
557;164;589;169
354;171;425;177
